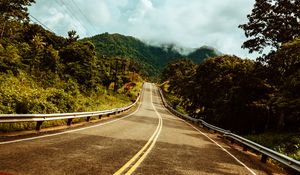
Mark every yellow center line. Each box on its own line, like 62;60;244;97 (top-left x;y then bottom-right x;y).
113;83;163;175
126;95;163;174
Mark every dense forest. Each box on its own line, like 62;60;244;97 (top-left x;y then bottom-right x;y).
162;52;299;134
161;0;299;160
82;33;220;78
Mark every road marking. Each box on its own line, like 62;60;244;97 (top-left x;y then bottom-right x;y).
113;116;161;175
114;83;163;175
180;120;256;175
157;90;257;175
0;90;144;145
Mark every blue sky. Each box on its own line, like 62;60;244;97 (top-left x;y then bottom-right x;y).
29;0;258;58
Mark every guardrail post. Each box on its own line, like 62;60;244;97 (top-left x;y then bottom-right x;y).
86;117;90;122
36;121;43;131
243;146;248;151
198;123;203;127
99;115;102;119
261;154;268;163
67;119;73;126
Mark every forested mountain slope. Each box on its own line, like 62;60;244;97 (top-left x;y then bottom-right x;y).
82;33;221;77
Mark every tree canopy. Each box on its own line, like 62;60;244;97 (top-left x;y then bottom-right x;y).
239;0;300;53
82;33;220;78
0;0;35;40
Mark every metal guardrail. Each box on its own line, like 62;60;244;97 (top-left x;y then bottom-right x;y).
158;88;300;173
0;88;142;131
225;133;300;172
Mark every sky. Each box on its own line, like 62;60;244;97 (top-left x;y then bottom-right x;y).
28;0;258;59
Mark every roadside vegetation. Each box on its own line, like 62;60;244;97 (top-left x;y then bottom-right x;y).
161;0;299;160
0;0;143;132
245;133;300;161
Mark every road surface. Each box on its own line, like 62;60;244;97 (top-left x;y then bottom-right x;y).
0;83;285;175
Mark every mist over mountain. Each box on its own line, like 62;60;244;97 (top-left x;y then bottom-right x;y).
82;33;221;77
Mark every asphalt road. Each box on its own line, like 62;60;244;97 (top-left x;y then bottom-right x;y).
0;83;286;175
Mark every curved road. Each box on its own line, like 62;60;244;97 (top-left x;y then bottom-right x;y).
0;83;285;175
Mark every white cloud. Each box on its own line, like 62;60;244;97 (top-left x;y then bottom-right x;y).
128;0;153;23
29;0;257;59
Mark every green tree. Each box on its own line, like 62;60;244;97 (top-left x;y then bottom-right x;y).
0;0;35;40
0;44;22;73
186;56;272;134
240;0;300;132
22;24;66;49
239;0;300;53
28;34;46;73
266;38;300;131
59;41;97;91
265;38;300;85
162;59;197;97
162;59;198;111
67;30;79;43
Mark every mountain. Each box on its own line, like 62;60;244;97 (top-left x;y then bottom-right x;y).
82;33;221;77
187;46;222;64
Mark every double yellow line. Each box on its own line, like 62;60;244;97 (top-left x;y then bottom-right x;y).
113;84;163;175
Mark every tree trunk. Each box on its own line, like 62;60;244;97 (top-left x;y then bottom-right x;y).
0;21;6;40
277;111;285;131
264;105;270;131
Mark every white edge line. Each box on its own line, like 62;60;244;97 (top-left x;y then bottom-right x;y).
157;91;257;175
181;120;257;175
0;96;143;145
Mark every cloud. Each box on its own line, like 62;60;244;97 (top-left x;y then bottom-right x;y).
128;0;153;23
29;0;257;58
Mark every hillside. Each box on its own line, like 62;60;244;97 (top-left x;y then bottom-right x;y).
187;46;222;64
82;33;221;77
